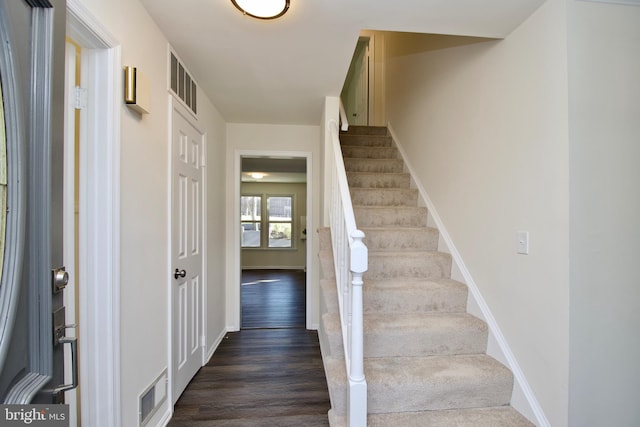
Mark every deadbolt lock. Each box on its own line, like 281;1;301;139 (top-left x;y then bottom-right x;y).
52;266;69;293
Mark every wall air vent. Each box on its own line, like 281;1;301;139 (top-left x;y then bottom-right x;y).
139;369;168;426
169;50;198;115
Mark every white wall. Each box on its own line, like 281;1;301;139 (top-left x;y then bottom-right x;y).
200;84;228;364
383;0;570;425
567;1;640;426
74;1;227;424
225;124;321;330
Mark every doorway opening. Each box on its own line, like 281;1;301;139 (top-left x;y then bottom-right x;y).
341;37;370;126
239;156;308;329
66;1;121;424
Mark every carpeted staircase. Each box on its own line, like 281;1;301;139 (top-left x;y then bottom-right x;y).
318;126;534;426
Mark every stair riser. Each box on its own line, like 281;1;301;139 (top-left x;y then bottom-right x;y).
339;135;392;147
366;407;535;427
326;356;514;415
322;281;468;315
351;188;418;207
346;173;410;189
341;126;388;136
324;315;488;358
363;228;438;252
341;146;397;159
365;289;467;313
344;158;404;173
365;357;514;413
354;207;428;228
366;253;452;281
363;322;488;358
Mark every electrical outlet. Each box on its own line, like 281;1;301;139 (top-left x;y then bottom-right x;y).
517;231;529;255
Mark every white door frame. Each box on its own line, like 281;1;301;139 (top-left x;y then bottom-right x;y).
67;1;121;425
231;150;314;330
167;96;208;404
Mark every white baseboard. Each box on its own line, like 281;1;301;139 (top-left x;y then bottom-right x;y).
387;123;549;427
157;407;172;427
205;328;228;363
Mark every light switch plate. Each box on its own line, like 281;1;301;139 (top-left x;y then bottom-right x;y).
517;230;529;255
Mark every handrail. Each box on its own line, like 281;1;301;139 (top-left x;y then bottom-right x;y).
327;117;367;426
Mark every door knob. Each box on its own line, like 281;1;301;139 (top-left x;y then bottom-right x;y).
174;268;186;279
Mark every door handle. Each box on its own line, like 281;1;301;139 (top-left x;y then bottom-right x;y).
55;336;78;393
43;329;78;401
174;268;187;279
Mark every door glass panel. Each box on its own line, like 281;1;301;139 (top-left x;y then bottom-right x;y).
0;76;7;278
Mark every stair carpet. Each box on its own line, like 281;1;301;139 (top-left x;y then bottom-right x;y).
319;126;533;426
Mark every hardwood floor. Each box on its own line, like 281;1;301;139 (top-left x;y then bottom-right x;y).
241;269;306;329
169;270;330;426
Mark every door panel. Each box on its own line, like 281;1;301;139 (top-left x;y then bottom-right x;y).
0;0;69;403
342;39;369;126
171;104;203;403
352;42;369;126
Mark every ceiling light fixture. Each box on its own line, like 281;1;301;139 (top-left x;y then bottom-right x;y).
231;0;290;20
249;172;266;180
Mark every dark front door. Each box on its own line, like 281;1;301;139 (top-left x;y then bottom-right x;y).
0;0;71;404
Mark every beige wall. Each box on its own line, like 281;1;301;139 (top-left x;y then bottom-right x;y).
567;1;640;426
383;0;570;424
75;0;227;424
241;182;307;269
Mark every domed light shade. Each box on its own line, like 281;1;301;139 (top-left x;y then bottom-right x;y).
231;0;290;20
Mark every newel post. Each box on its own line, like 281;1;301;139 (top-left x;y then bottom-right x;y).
348;230;367;426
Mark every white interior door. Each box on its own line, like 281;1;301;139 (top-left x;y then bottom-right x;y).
352;40;369;126
342;39;369;126
171;103;204;403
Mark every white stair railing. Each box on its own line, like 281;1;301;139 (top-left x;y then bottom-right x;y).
327;113;368;427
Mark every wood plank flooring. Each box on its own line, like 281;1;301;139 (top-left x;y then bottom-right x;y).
169;270;330;426
241;269;306;329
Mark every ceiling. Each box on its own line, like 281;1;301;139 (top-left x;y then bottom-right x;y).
241;157;306;183
139;0;545;125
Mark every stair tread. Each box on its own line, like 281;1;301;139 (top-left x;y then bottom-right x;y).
367;407;534;427
346;171;409;175
321;277;468;314
344;156;399;161
368;250;449;256
361;226;436;232
326;354;513;413
329;407;533;427
323;311;488;359
364;277;464;288
340;126;388;135
351;187;416;192
325;312;485;333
